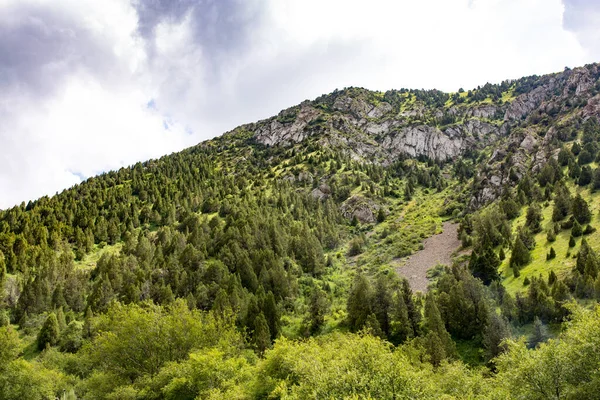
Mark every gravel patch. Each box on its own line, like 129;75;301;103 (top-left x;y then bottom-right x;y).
393;221;460;292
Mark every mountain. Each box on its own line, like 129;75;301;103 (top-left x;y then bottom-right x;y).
2;63;600;398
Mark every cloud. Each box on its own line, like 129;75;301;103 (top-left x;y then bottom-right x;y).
0;0;597;208
562;0;600;59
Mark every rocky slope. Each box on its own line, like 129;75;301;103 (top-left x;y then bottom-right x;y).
239;63;600;209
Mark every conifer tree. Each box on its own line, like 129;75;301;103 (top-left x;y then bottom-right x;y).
37;312;60;350
469;246;500;285
307;286;329;334
390;289;412;344
376;207;385;223
546;247;556;261
482;312;511;360
572;220;583;237
572;194;591;224
346;274;372;332
510;236;531;269
0;251;5;292
56;307;67;332
253;312;271;355
423;293;455;359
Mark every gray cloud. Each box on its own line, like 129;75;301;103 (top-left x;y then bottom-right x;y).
562;0;600;58
133;0;265;75
0;2;120;98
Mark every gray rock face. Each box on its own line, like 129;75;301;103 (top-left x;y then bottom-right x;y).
311;183;331;200
340;195;381;223
584;94;600;119
254;104;321;146
466;105;498;119
505;82;556;121
382;126;464;161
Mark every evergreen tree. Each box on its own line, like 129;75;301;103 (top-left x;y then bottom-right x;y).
372;275;392;336
579;166;593;186
592;167;600;192
469;246;500;285
482;312;511;360
37;312;60;350
529;316;548;348
346;274;372;331
253;312;271;355
0;251;5;293
525;204;543;234
307;286;329;334
572;220;583;237
376;207;385;223
423;293;455;359
390;289;412;344
546;247;556;261
56;307;67;332
364;313;383;337
572;194;591;224
510;236;531;269
261;291;280;340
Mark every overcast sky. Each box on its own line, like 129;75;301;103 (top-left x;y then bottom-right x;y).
0;0;599;208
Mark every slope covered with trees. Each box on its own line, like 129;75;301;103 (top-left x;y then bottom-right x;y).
2;63;600;398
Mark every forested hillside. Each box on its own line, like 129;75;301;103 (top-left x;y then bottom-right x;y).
3;63;600;399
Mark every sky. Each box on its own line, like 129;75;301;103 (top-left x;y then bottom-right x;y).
0;0;599;209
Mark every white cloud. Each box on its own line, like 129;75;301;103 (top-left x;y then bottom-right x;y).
0;0;597;208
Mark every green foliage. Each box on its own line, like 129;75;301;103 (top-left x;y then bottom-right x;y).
495;305;600;399
81;301;242;384
572;194;591;224
469;245;500;284
346;274;373;331
37;312;60;350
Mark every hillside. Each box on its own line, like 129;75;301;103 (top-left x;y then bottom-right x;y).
2;63;600;398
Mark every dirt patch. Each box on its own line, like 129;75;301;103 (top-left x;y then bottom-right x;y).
393;221;460;293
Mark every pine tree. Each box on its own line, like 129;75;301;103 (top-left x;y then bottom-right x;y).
572;220;583;237
261;291;280;340
364;313;383;337
402;279;421;336
499;247;506;261
469;246;500;285
37;312;60;350
529;316;548;348
525;204;543;233
307;286;329;334
376;207;385;223
372;275;392;335
569;235;576;248
548;270;557;285
573;194;591;224
510;236;531;269
253;312;271;355
546;247;556;261
346;274;372;331
390;289;412;344
0;251;5;292
423;293;455;359
56;307;67;332
547;228;556;243
482;313;511;360
579;166;593;186
592;167;600;192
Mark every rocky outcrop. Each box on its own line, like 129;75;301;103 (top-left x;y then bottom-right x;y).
382;126;464;161
466;105;499;119
311;184;331;200
340;195;382;223
254;104;322;146
504;82;555;121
